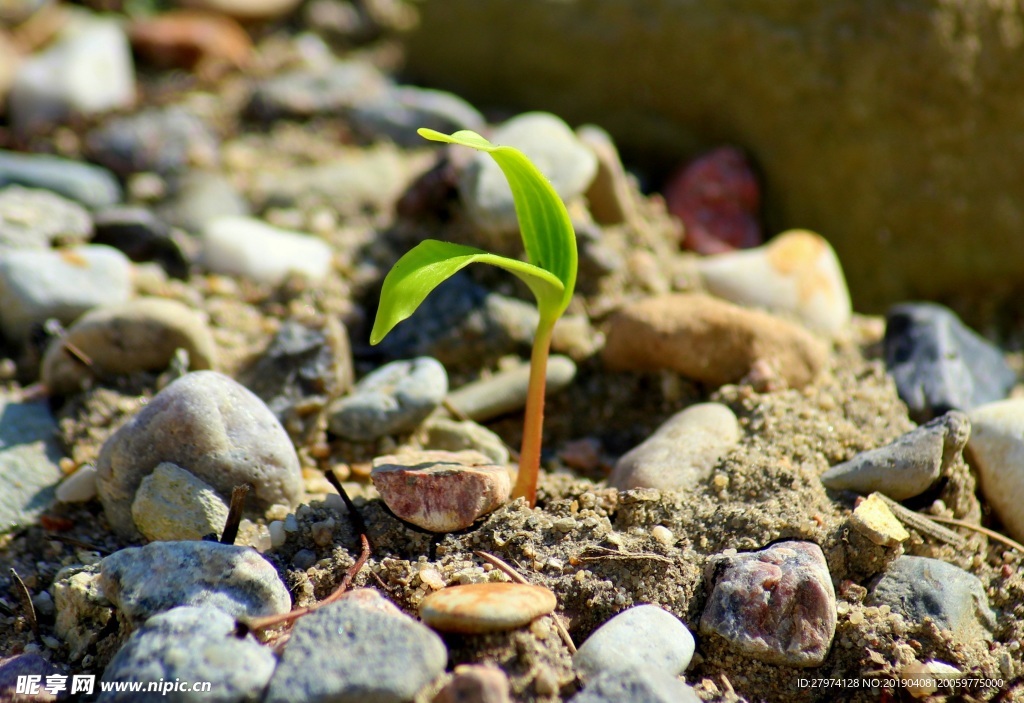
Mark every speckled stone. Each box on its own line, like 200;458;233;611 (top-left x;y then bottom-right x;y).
264;598;447;703
573;605;695;682
99;540;291;625
98;606;276;703
131;463;230;542
96;370;303;537
700;541;836;667
0;396;64;533
821;411;970;500
0;185;92;250
86;106;219;176
568;667;701;703
609;403;740;491
419;583;557;634
968;399;1024;543
371;450;510;532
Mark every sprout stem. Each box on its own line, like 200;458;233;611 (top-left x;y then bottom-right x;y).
513;317;556;507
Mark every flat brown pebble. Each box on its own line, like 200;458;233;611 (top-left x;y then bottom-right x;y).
601;292;827;389
371;450;510;532
419;583;557;634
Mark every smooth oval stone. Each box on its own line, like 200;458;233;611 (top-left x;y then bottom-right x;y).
568;667;702;703
329;357;448;441
602;293;828;389
202;216;333;285
41;297;218;395
131;462;230;542
609;402;740;491
96;370;303;537
55;465;98;504
573;604;695;682
821;410;970;500
696;229;851;334
0;149;122;209
967;399;1024;542
867;555;996;643
0;185;92;250
264;598;447;703
371;450;510;532
700;541;836;667
885;302;1015;422
0;245;133;342
99;540;291;624
420;583;557;634
444;355;576;422
98;606;276;703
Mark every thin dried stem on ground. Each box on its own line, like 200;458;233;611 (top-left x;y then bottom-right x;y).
9;568;39;642
220;484;250;545
925;515;1024;554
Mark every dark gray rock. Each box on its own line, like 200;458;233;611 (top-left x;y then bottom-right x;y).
821;411;970;500
349;85;485;146
867;555;996;643
86;107;219;176
264;598;447;703
98;606;276;703
568;667;701;703
700;541;836;667
0;186;92;250
92;207;190;279
0;149;121;209
885;303;1015;422
248;60;389;120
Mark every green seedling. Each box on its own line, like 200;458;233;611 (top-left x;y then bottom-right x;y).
370;127;577;508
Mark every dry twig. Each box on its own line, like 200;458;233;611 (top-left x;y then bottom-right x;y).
9;568;39;642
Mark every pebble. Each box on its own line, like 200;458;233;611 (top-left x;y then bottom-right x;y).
573;604;695;683
420;583;557;634
41;297;218;395
92;207;190;278
434;664;511;703
664;146;762;255
0;185;92;250
578;124;636;226
696;229;852;335
609;403;740;491
0;396;63;532
160;170;250;233
129;10;252;74
849;493;910;547
99;540;291;624
264;598;447;703
371;450;511;532
820;410;970;500
201;216;333;285
967;399;1024;542
53;566;113;659
8;18;135;133
568;667;701;703
248;60;389;120
86;105;219;176
96;370;304;537
444;355;577;422
884;302;1015;421
56;465;99;504
422;416;511;465
0;149;122;209
182;0;303;21
99;606;276;703
328;357;448;441
867;555;996;643
0;245;133;342
458;111;598;236
351;85;485;146
131;462;230;541
700;541;836;666
602;293;828;389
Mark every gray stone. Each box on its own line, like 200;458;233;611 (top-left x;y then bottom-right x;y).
405;0;1024;312
0;186;92;250
201;216;333;285
444;355;576;423
609;403;740;491
329;357;448;441
573;605;695;683
700;541;836;667
99;540;291;624
264;598;447;703
422;416;510;465
98;606;276;703
248;60;390;119
821;411;970;501
96;370;303;537
868;555;996;643
52;565;113;661
0;396;64;533
160;171;250;234
131;463;230;542
969;399;1024;542
0;245;133;342
41;297;218;395
0;149;121;209
92;207;190;279
459;111;597;237
86;106;219;176
568;667;701;703
578;124;637;226
350;85;485;146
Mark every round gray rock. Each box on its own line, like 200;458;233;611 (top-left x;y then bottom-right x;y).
0;185;92;250
573;605;695;683
96;370;303;537
99;606;276;703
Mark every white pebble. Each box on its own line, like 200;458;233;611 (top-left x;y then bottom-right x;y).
268;520;287;548
56;465;98;503
202;216;333;285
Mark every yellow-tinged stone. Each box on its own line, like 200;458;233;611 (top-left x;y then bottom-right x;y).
419;583;557;634
850;493;909;547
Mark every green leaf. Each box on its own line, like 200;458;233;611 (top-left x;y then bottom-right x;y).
370;239;564;345
418;128;577;313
